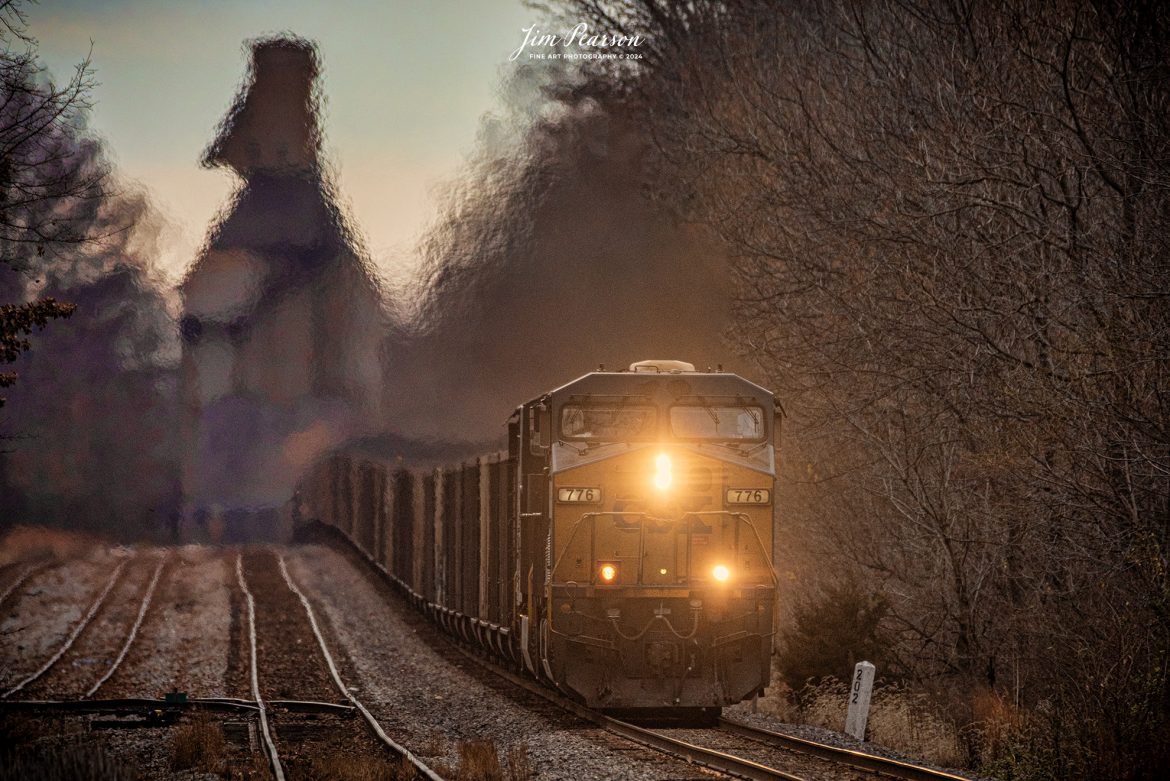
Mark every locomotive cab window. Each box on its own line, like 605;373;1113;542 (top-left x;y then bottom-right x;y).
560;403;657;440
670;404;766;441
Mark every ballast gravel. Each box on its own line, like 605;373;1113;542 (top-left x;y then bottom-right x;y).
100;546;233;700
285;543;721;780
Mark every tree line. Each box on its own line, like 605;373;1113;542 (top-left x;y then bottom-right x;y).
555;1;1169;778
0;0;178;535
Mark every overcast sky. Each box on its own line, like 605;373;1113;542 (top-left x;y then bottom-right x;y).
28;0;537;284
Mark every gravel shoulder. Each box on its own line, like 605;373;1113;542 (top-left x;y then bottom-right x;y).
285;542;721;781
241;548;403;780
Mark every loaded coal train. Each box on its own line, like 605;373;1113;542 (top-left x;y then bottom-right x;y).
298;360;781;718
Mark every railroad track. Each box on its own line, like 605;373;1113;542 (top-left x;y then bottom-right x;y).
643;717;976;781
334;536;801;780
235;550;442;781
85;553;168;698
430;600;964;781
3;552;170;701
717;717;972;781
2;556;131;699
338;532;967;781
0;560;52;609
277;553;443;781
235;552;287;781
443;638;806;781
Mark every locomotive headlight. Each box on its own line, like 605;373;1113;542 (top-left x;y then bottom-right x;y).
653;452;673;491
712;564;731;583
599;563;619;583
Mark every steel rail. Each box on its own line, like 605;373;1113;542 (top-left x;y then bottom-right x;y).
324;492;968;781
0;562;48;608
3;558;129;699
277;554;445;781
195;696;354;714
235;553;286;781
339;525;802;780
85;552;169;698
0;697;261;714
444;638;804;781
719;717;973;781
604;717;803;781
0;697;356;715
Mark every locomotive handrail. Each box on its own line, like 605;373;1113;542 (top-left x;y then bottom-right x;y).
677;511;780;588
551;510;776;587
607;606;702;641
550;511;668;584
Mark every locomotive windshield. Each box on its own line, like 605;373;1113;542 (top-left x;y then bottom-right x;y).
670;404;765;441
561;403;657;440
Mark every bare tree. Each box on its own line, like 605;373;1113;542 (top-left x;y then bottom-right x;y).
555;1;1170;776
0;0;123;404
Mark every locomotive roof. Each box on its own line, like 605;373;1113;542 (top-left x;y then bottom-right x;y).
535;368;774;408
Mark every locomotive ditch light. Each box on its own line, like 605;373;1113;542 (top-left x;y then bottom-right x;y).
712;564;732;583
599;563;619;583
653;452;673;491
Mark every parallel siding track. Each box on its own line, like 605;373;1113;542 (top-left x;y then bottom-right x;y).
235;550;443;781
234;552;286;781
2;557;130;699
277;553;443;781
85;553;169;698
0;561;50;609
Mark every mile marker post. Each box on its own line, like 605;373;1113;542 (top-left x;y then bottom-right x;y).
844;660;875;740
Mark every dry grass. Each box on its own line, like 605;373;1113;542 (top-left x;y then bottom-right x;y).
790;676;849;728
430;738;536;781
765;676;967;767
761;675;1078;776
0;525;104;567
455;739;503;781
171;714;226;773
969;687;1057;779
249;752;275;778
307;752;409;780
437;738;531;781
505;742;532;781
971;687;1027;756
0;741;140;780
867;683;966;767
399;754;424;780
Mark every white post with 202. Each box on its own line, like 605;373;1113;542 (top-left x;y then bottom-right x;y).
844;660;876;741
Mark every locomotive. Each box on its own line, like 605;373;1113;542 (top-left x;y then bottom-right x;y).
299;360;780;718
